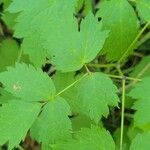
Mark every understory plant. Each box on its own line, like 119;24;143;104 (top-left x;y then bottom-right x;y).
0;0;150;150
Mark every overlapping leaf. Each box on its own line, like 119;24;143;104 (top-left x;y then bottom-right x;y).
1;0;17;30
44;12;108;72
7;0;53;67
8;0;53;38
54;72;119;123
130;56;150;78
0;63;72;149
31;97;71;150
0;88;17;104
135;0;150;22
0;63;55;102
7;0;76;67
96;0;139;61
0;39;19;72
8;0;108;70
128;77;150;130
130;132;150;150
0;100;41;150
54;126;115;150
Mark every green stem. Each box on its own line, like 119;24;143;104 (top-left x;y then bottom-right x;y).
84;64;91;74
120;78;126;150
116;65;124;76
107;74;141;82
55;73;88;97
87;63;116;68
138;31;150;47
133;52;144;58
118;21;150;64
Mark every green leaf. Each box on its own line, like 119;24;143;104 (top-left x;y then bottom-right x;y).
8;0;51;67
132;99;150;131
129;77;150;100
7;0;52;67
2;0;12;9
96;0;139;61
21;32;48;67
54;126;115;150
0;63;55;102
7;0;53;38
45;12;108;72
31;97;72;150
0;100;41;150
7;0;76;67
135;0;150;22
54;72;119;123
0;39;19;72
130;56;150;78
128;77;150;130
0;63;73;148
130;132;150;150
127;125;143;142
8;0;108;69
71;114;93;131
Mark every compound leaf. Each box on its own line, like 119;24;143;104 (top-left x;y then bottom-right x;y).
8;0;76;67
54;72;119;123
45;12;108;72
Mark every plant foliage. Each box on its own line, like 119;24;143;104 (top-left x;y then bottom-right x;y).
0;0;150;150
